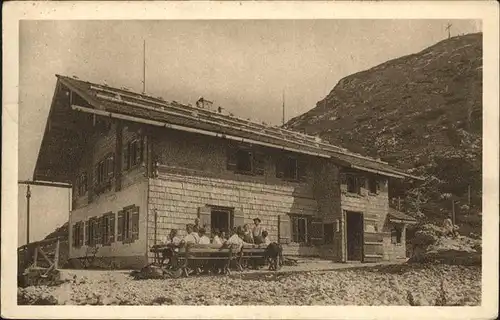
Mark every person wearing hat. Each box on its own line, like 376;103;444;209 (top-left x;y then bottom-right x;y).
252;217;263;244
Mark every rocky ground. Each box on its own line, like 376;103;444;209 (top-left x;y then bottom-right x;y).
18;263;481;306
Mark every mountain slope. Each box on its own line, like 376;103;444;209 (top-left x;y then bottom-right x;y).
286;33;482;229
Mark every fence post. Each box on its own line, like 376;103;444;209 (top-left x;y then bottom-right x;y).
54;238;60;269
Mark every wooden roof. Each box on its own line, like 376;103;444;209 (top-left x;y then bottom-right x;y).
34;75;424;182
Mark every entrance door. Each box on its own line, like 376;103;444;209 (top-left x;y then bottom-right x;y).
210;209;232;234
346;211;364;261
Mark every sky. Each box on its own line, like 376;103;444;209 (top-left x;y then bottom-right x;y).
18;19;481;245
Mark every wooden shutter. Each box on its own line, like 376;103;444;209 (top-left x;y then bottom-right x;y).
84;220;89;246
278;215;291;244
107;154;114;178
309;218;324;245
198;206;212;233
117;210;124;242
123;142;130;171
340;172;347;185
92;217;99;245
233;209;245;228
297;159;308;182
78;222;84;247
109;213;115;244
139;136;145;163
276;156;285;178
131;206;140;241
72;224;77;247
254;152;265;176
226;145;237;172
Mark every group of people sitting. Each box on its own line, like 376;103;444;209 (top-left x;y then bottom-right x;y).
161;217;271;250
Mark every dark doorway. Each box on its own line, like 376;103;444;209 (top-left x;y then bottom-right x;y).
210;208;233;234
346;211;364;261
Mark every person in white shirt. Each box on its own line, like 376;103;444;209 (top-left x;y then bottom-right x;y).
198;228;211;245
226;226;245;250
212;229;223;245
182;224;199;245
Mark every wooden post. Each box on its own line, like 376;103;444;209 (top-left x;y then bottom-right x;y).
33;247;38;268
54;239;60;269
468;185;471;206
452;200;456;226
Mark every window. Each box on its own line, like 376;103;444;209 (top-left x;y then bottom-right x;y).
101;212;115;246
72;221;84;247
86;217;99;246
95;154;115;194
324;223;334;244
368;177;378;194
391;226;402;244
284;157;298;180
125;139;143;170
236;149;253;173
118;205;139;243
291;215;309;243
227;146;265;176
77;172;88;196
277;154;307;181
346;174;361;194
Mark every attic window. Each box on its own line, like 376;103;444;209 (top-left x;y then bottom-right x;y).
346;174;360;194
236;149;253;173
368;177;378;194
284;157;298;180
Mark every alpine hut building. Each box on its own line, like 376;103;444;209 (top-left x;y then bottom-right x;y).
33;75;421;268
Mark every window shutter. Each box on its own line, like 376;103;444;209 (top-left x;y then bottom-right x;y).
109;213;115;244
198;206;212;233
297;159;308;182
107;155;114;178
78;222;84;247
358;176;366;190
131;206;140;241
123;142;130;171
254;152;265;176
226;146;237;172
72;224;77;247
276;156;285;178
117;210;124;242
84;220;89;246
340;172;347;184
278;215;291;244
92;217;99;245
309;218;324;245
233;209;245;228
139;136;145;163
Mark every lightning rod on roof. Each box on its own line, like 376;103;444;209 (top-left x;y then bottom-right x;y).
142;40;146;94
282;88;285;126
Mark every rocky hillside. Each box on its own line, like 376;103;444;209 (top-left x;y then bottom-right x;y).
286;33;482;231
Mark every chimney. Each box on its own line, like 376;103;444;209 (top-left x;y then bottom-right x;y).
196;97;213;109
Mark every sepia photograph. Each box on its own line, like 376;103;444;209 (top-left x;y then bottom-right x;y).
2;1;499;319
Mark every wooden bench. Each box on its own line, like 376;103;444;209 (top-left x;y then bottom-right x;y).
239;244;269;270
150;243;239;277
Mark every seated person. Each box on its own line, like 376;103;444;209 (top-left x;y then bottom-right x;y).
226;226;245;250
212;229;224;245
198;228;211;244
243;224;254;243
262;230;271;246
181;224;199;245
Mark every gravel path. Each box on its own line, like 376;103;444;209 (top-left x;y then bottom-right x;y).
18;264;481;306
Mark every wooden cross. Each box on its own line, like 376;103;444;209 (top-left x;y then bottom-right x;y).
446;23;453;39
